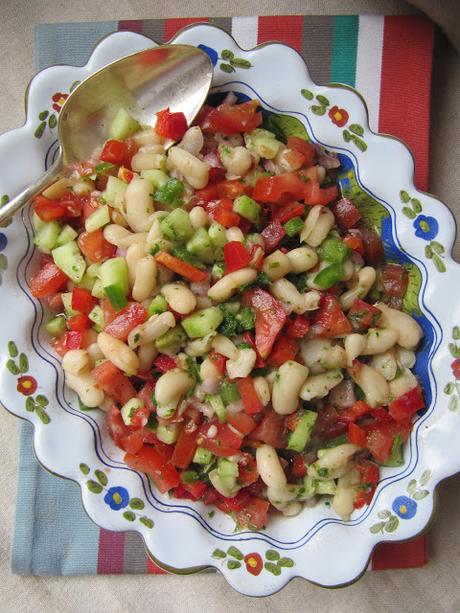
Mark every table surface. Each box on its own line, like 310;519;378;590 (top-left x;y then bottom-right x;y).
1;1;459;612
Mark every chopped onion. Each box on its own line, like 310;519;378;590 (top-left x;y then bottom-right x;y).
115;247;127;257
329;379;356;408
314;145;341;169
200;377;219;395
203;151;222;168
190;279;211;296
263;159;280;175
223;91;238;105
226;401;244;415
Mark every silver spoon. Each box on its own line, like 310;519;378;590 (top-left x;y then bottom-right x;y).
0;44;213;224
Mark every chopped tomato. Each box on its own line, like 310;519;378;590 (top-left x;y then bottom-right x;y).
248;244;264;270
253;173;306;203
347;299;382;332
303;182;338;206
243;288;286;359
102;298;117;325
171;425;198;469
332;198;362;229
267;335;299;367
338;400;374;424
192;184;219;207
237;453;259;486
29;261;68;298
312;404;348;440
216;490;251;513
343;233;364;255
100;139;127;165
108;405;140;451
235;497;270;529
34;195;67;221
224;241;251;273
81;196;98;222
78;229;116;263
92;360;137;405
207;197;241;228
227;411;257;436
67;313;91;332
261;220;285;252
71;287;96;314
348;422;367;447
52;334;68;357
104;303;148;341
121;138;139;169
65;331;84;350
201;100;262;135
272;201;305;224
382;264;409;298
197;419;242;456
365;419;412;464
124;446;181;493
388;386;424;421
137;381;157;412
173;481;208;501
216;179;246;200
153;354;177;373
46;292;64;312
354;459;379;508
118;166;134;183
155;251;207;282
249;410;286;448
208;166;226;183
291;454;308;478
208;351;227;375
237;377;263;415
129;406;151;429
360;227;384;267
55;192;84;218
311;293;352;338
155;108;188;140
287;314;310;339
287;137;316;166
241;332;266;369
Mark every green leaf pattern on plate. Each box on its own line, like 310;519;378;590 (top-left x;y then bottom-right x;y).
211;546;294;577
444;327;460;411
218;48;252;74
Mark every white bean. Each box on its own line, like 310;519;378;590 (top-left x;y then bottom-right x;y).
97;332;139;375
167;146;209;189
362;328;398;355
220;145;252;177
340;267;376;311
300;369;344;401
127;312;176;349
226;348;257;379
344;334;367;367
132;128;163;146
86;343;104;368
301;339;347;374
62;349;90;376
189;206;208;230
332;468;360;521
185;333;216;357
389;368;418;398
126;242;148;287
371;350;398;381
262;250;292;281
125;177;155;232
275;146;305;172
350;362;389;407
208;268;257;302
253;376;270;406
161;283;196;315
155;368;194;414
396;347;416;369
286;246;318;272
256;444;288;489
309;444;360;480
131;150;166;172
300;206;335;247
65;370;105;408
200;357;221;380
226;226;245;242
272;361;309;415
376;303;423;350
271;278;310;314
211;335;239;360
281;502;303;517
137;343;158;372
72;179;95;196
132;255;157;302
178;126;204;156
103;224;133;248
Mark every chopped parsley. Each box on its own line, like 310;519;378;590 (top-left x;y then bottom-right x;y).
154;178;185;208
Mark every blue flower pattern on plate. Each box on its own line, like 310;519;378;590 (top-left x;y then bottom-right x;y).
413;215;439;241
104;486;130;510
392;496;417;519
198;44;218;66
0;233;6;252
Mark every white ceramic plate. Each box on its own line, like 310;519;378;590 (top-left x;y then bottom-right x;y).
1;25;459;596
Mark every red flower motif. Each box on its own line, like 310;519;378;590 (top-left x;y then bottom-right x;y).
328;105;349;127
451;358;460;380
244;552;263;576
17;375;38;396
51;92;69;113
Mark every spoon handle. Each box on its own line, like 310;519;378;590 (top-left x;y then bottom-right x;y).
0;152;63;224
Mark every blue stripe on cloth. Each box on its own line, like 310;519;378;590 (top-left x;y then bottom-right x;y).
12;422;100;575
34;21;118;70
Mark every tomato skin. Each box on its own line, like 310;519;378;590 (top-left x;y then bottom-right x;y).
271;201;305;224
249;410;286;448
65;331;83;350
388;386;424;421
235;497;270;530
291;454;308;478
92;360;137;405
29;261;68;298
104;303;148;341
216;179;246;200
155;251;207;283
237;453;259;486
382;264;409;299
137;381;157;412
311;293;352;338
237;377;263;415
173;481;208;501
197;419;242;456
261;220;285;252
153;354;177;373
155;108;188;140
78;229;117;263
354;459;379;508
338;400;374;424
227;411;257;436
207;197;241;228
224;241;251;273
34;195;66;221
365;419;412;464
343;233;364;255
287;314;310;338
100;139;126;165
201;100;262;135
124;446;181;493
208;351;227;375
67;313;91;332
266;335;299;367
216;490;251;513
243;288;286;359
347;299;382;332
71;287;96;314
348;422;367;447
303;182;338;206
171;426;198;469
253;173;306;203
241;332;266;369
287;137;316;166
360;227;384;267
193;184;219;207
121;138;138;169
332;198;362;229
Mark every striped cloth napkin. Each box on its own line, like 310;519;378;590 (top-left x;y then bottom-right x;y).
13;14;433;576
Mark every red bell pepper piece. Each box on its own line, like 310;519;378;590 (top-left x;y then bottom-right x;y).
224;241;251;273
155;107;188;140
155;251;207;282
100;139;127;165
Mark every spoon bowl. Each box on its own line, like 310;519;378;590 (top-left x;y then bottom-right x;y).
0;44;213;223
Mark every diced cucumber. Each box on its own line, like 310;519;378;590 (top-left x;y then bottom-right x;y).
211;262;225;280
208;394;227;422
313;263;344;290
85;205;110;232
208;221;227;250
286;410;318;452
217;457;238;479
56;224;78;246
61;292;77;316
155;325;187;350
120;398;143;426
109;108;140;140
220;380;240;406
302;475;317;499
160;209;194;243
193;447;214;465
283;216;304;237
233;195;261;224
380;434;405;467
34;221;61;254
45;315;66;337
156;423;180;444
140;169;169;189
33;212;46;232
318;237;349;264
186;228;214;264
52;240;86;284
91;278;105;299
102;176;128;208
315;479;337;495
181;307;224;338
86;263;101;278
181;470;200;483
244;129;281;159
99;257;129;310
209;469;240;498
148;294;168;316
88;305;105;331
78;273;96;291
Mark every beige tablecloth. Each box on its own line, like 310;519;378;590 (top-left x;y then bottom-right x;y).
1;1;459;611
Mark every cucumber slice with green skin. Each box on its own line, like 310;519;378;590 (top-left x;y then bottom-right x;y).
34;221;61;254
193;447;214;465
140;169;169;189
181;307;224;338
156;423;180;444
233;195;262;224
148;295;168;316
61;292;78;316
318;237;349;264
207;394;227;422
181;470;200;483
155;325;187;350
33;212;46;232
283;216;304;237
91;278;106;299
45;315;66;336
186;228;214;264
85;205;110;233
52;240;86;284
286;410;318;452
56;224;78;246
220;380;240;406
315;479;337;495
120;398;143;426
88;305;105;331
218;457;238;479
302;475;317;499
102;176;128;208
78;273;96;291
313;263;344;290
99;257;129;310
209;469;240;498
208;221;227;249
109;109;140;140
160;209;194;243
86;263;101;279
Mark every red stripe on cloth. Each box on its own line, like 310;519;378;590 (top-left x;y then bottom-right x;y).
118;20;144;33
147;555;167;574
372;536;427;570
378;15;434;191
97;529;125;574
257;16;303;51
164;18;209;41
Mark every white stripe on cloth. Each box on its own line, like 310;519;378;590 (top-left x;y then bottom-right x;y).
355;15;385;131
231;16;259;50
